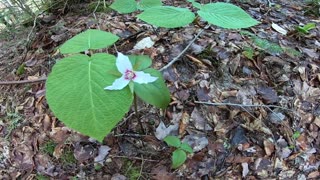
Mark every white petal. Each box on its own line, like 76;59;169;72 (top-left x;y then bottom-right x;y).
116;52;133;74
133;71;158;84
104;76;130;90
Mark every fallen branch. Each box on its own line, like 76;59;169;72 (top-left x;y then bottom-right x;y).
0;77;47;85
159;25;210;72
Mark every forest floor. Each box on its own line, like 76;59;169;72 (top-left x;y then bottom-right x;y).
0;0;319;179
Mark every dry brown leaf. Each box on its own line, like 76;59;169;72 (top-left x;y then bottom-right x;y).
151;165;175;180
179;111;190;136
308;171;320;179
242;162;250;177
226;155;254;163
191;108;212;131
263;139;275;156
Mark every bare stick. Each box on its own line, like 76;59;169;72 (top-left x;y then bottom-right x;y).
114;133;147;137
134;93;145;134
194;101;294;112
0;77;47;85
159;25;210;72
138;155;145;180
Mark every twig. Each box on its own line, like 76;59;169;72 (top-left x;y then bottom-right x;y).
159;25;210;72
138;155;145;180
134;93;145;133
0;77;47;85
92;0;100;27
114;133;147;137
26;11;39;43
194;101;294;112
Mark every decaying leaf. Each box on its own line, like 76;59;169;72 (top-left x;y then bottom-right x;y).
182;135;208;152
242;162;249;177
94;145;111;165
191;108;212;131
155;121;178;140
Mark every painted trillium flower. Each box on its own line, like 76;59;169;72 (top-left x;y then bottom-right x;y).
104;52;158;90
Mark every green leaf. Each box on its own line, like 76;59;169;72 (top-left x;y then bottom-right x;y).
164;136;181;148
293;131;301;139
16;63;25;75
137;6;195;28
128;55;152;71
172;149;187;169
46;53;133;142
110;0;137;14
138;0;162;10
134;68;170;108
180;142;193;153
60;30;119;54
297;23;316;34
198;2;259;29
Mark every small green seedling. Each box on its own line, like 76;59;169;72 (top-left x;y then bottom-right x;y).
164;135;193;169
292;131;301;139
296;23;316;34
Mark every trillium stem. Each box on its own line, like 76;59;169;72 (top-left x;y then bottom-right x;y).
134;93;145;134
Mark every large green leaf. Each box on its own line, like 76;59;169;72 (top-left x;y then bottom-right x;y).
46;53;133;142
110;0;137;14
172;149;187;169
138;0;162;10
128;55;152;71
198;2;259;29
60;30;119;54
134;68;170;109
137;6;195;28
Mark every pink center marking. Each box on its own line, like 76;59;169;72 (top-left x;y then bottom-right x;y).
124;70;136;80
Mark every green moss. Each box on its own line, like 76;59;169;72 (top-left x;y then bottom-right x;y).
5;113;23;139
197;46;213;59
61;146;77;165
240;30;301;57
40;140;56;156
36;174;49;180
123;160;141;180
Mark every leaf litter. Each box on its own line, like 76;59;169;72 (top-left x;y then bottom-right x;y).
0;0;319;179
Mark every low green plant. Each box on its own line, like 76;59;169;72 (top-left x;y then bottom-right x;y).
296;23;316;34
46;29;170;142
46;0;260;143
164;136;193;169
110;0;259;29
241;31;301;57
